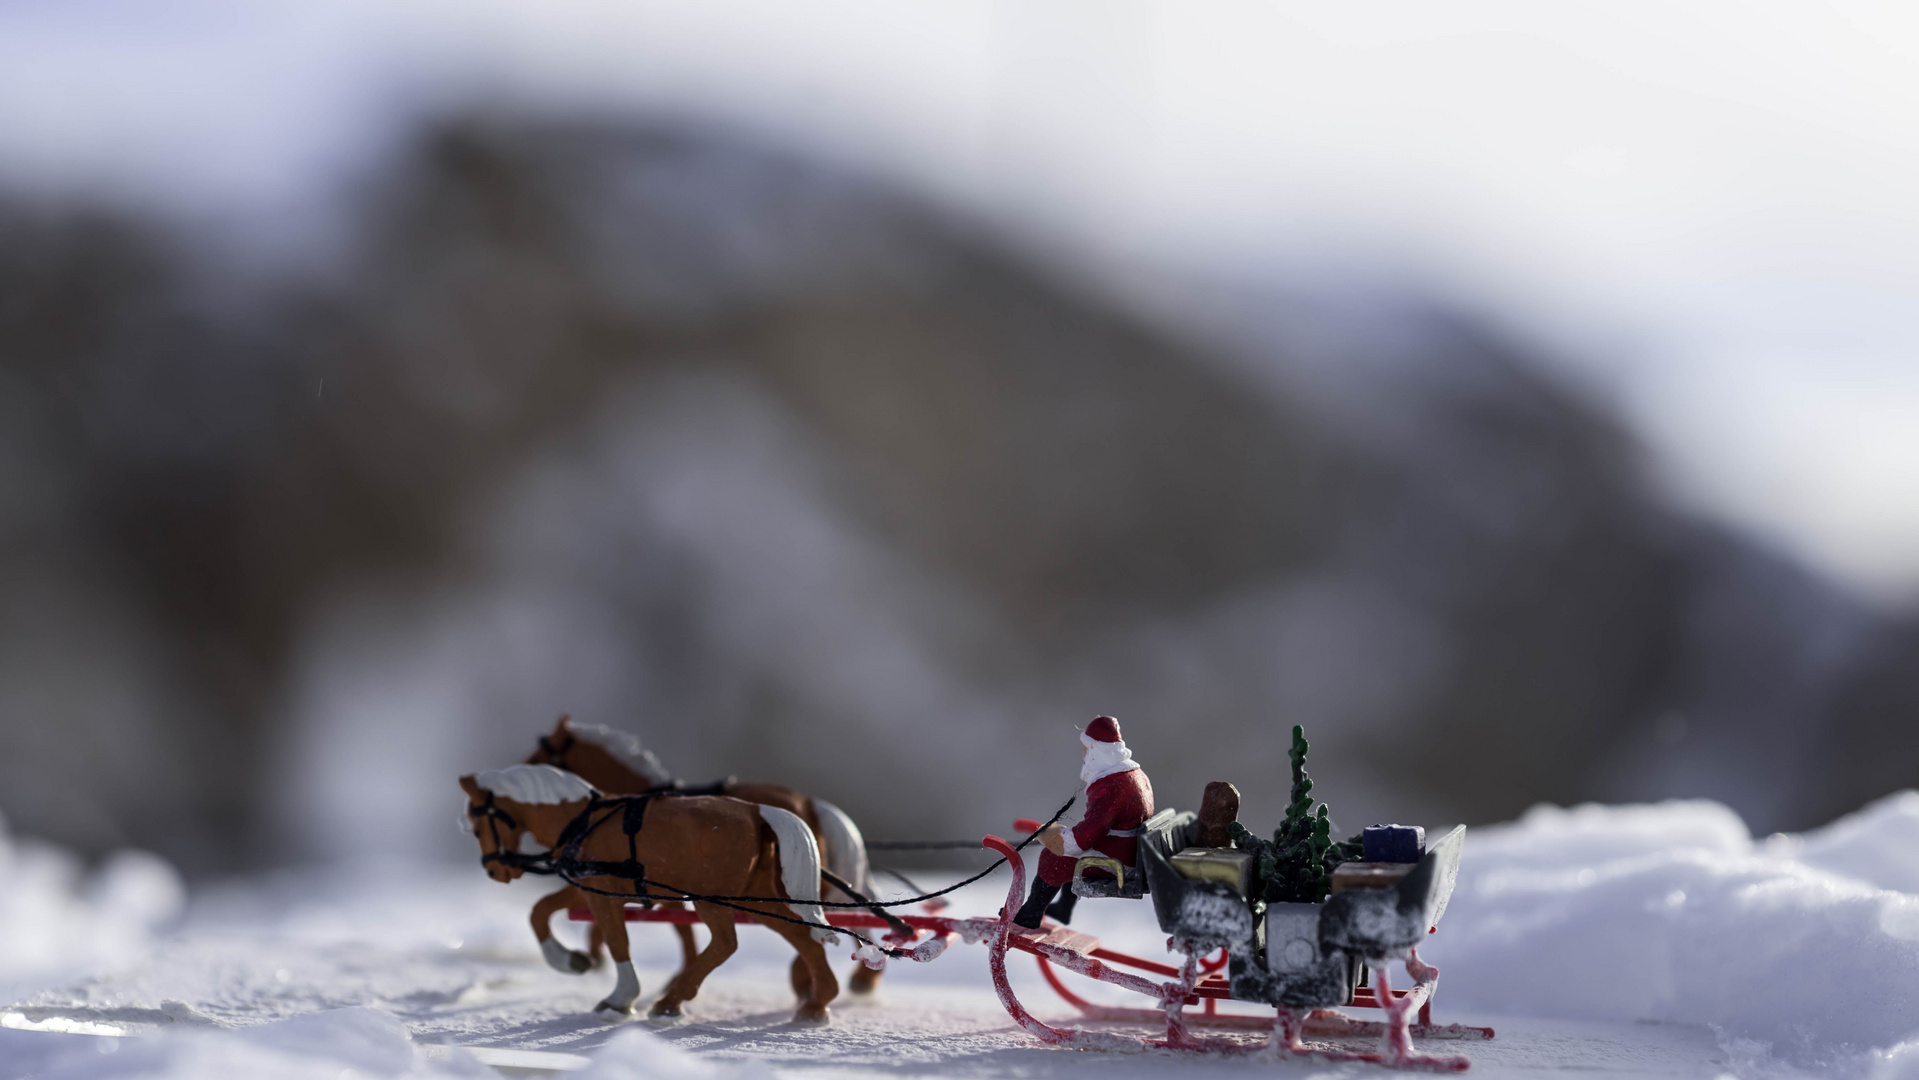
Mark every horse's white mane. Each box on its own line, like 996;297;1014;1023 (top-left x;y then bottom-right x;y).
568;722;672;784
476;764;596;805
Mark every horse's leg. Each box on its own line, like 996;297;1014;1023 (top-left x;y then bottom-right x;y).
531;887;595;975
847;958;883;995
670;904;700;977
586;895;642;1019
650;902;739;1020
765;918;839;1025
790;956;812;1000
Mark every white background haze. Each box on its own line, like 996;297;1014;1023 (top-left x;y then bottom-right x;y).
4;1;1919;599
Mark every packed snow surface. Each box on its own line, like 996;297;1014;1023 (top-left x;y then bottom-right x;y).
6;795;1919;1078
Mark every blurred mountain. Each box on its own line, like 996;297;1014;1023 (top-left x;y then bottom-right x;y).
2;115;1913;872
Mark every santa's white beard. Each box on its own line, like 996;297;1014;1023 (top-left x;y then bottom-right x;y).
1080;739;1139;785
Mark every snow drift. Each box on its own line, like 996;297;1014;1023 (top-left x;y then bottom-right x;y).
1431;793;1919;1061
0;812;183;1003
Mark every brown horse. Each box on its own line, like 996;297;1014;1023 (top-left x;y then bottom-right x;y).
522;715;888;994
460;765;842;1023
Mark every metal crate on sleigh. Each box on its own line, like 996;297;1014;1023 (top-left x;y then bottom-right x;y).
1141;816;1466;1012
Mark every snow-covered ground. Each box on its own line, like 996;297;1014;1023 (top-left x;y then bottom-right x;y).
7;795;1919;1079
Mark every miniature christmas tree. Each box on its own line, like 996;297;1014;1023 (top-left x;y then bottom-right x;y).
1227;724;1363;904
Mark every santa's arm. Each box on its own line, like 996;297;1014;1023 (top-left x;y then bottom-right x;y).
1063;795;1116;857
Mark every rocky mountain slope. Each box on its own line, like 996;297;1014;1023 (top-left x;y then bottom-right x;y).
2;116;1912;870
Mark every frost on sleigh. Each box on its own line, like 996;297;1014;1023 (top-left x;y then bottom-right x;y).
980;723;1489;1070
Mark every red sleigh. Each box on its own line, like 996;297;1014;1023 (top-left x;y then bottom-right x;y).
576;814;1492;1070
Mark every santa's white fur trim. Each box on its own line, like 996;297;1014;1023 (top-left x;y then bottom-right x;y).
1079;736;1139;786
476;764;596;805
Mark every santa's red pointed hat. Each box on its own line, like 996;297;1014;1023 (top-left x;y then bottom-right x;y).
1080;715;1122;745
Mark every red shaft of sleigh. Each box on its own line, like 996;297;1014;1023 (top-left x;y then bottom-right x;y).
573;816;1493;1070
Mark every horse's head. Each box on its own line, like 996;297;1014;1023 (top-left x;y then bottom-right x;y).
524;714;670;792
460;774;530;883
460;765;598;883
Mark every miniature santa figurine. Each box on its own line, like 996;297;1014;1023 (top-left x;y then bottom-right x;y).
1013;715;1155;929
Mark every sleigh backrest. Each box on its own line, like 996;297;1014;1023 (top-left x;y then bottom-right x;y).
1395;823;1466;929
1139;809;1198;931
1317;823;1467;960
1140;807;1194;860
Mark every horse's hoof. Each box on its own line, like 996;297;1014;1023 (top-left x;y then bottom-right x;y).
593;1000;636;1023
542;938;592;976
791;1005;831;1026
646;1004;685;1025
847;965;883;996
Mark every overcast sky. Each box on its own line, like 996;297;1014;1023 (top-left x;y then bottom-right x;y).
6;0;1918;602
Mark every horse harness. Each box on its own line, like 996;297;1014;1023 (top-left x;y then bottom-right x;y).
469;789;525;872
473;780;732;905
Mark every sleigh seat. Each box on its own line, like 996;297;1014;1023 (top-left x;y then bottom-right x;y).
1069;808;1192;900
1069;857;1143;899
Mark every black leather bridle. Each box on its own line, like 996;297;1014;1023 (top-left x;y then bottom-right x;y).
469;790;549;873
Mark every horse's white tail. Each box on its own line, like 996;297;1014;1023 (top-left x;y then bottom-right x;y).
758;806;841;944
813;798;876;902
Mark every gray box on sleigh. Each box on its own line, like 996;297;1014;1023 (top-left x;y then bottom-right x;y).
1136;818;1467;1010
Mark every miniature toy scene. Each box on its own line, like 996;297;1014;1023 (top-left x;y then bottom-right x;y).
10;7;1919;1080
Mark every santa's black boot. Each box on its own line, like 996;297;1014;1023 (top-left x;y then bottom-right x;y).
1044;885;1080;925
1012;879;1060;929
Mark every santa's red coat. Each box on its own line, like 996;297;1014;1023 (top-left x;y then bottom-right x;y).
1037;766;1155;887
